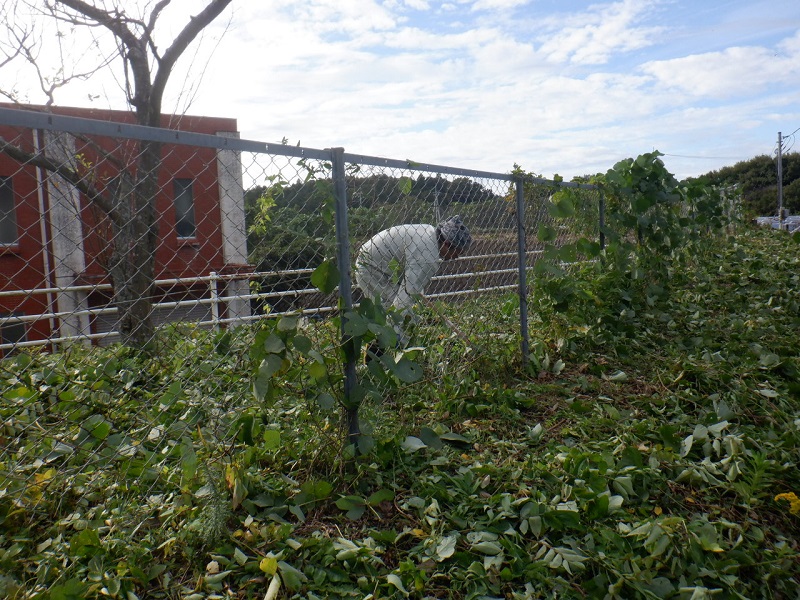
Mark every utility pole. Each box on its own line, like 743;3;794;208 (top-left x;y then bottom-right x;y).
777;131;785;230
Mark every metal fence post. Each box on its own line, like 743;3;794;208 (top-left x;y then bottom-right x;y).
515;176;530;365
330;147;360;447
599;190;606;250
209;271;220;331
778;131;785;230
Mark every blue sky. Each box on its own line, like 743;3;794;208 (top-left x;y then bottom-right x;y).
6;0;800;180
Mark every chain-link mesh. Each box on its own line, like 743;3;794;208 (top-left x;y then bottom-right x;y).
0;107;599;588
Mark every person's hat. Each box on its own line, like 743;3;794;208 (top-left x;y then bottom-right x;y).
437;215;472;250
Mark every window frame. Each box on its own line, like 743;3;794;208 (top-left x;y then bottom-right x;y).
0;312;27;351
0;175;19;247
172;177;197;240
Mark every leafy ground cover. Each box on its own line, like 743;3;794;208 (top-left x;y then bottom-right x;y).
1;226;799;599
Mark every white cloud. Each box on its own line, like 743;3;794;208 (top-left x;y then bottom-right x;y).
640;41;800;98
538;0;666;65
402;0;432;9
471;0;531;11
777;28;800;55
285;0;398;35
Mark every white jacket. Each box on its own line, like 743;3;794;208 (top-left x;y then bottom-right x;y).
355;224;441;311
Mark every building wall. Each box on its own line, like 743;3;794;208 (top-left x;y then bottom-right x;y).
0;105;247;349
0;127;53;345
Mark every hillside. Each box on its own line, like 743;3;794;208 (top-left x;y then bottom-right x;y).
693;152;800;217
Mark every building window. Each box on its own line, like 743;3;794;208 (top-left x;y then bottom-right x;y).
0;176;18;245
173;178;196;239
1;313;27;352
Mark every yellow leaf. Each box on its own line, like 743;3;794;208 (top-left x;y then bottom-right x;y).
654;506;663;516
35;469;57;485
25;468;57;502
259;556;278;575
775;492;800;515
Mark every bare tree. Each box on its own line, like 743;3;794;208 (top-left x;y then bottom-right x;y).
0;0;233;348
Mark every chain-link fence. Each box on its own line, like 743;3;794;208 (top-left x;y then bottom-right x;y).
0;106;601;573
0;106;603;361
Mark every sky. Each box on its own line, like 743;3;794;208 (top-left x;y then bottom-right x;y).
4;0;800;181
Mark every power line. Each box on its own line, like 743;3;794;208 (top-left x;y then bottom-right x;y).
779;126;800;154
784;125;800;139
774;126;800;156
662;153;741;160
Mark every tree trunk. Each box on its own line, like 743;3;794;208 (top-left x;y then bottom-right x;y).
108;139;161;348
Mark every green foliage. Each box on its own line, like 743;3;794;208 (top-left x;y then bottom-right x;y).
2;226;800;598
530;151;736;341
249;286;424;459
601;151;730;259
246;175;335;272
695;151;800;217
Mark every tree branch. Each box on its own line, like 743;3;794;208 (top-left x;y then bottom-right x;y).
0;30;29;69
52;0;151;111
146;0;172;37
0;135;120;227
151;0;233;108
53;0;138;47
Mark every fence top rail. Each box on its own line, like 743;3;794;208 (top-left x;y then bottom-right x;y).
0;105;333;161
342;151;514;181
341;155;598;190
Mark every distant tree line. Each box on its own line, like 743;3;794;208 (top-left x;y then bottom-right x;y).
242;171;504;311
692;152;800;217
244;172;501;273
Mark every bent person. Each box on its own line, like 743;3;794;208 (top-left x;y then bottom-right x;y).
355;215;472;347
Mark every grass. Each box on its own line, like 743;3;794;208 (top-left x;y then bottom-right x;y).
1;226;799;599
